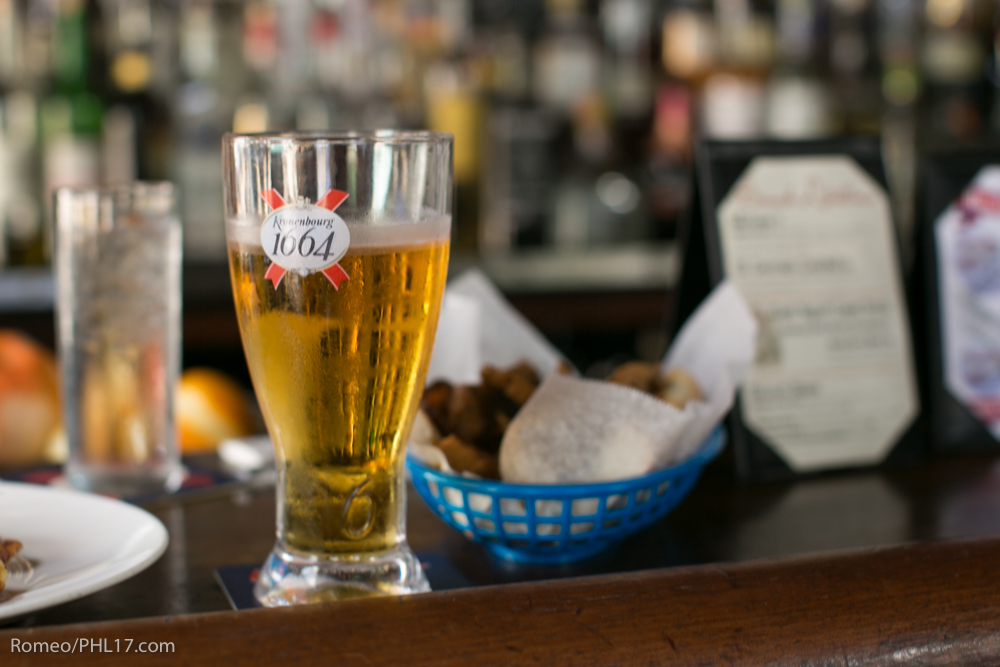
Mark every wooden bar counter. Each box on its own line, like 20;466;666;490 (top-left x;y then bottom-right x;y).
4;450;1000;665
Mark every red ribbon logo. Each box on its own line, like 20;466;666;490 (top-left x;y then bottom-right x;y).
261;188;351;290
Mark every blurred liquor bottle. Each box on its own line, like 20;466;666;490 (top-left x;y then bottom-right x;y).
827;0;881;133
0;0;45;266
877;0;922;260
642;83;692;240
308;0;405;130
546;0;655;249
40;0;104;260
919;0;989;140
657;0;714;155
473;0;533;104
477;0;553;253
534;0;632;250
602;0;654;126
299;0;342;131
533;0;601;112
172;0;242;260
100;0;175;185
652;0;716;239
765;0;835;138
700;0;774;138
600;0;688;242
660;0;773;140
231;0;277;133
549;92;649;249
480;105;561;251
660;0;716;84
425;60;482;251
421;0;479;251
878;0;921;111
270;0;315;130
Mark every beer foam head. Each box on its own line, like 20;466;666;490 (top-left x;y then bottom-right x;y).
226;211;451;252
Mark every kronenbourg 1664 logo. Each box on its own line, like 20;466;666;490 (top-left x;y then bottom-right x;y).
259;188;351;290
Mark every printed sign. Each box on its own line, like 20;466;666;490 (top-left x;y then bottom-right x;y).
259;188;351;289
716;156;919;472
935;166;1000;439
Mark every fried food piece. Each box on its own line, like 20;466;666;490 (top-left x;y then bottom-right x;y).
0;539;19;565
448;385;513;454
447;385;490;446
0;537;21;594
438;435;500;479
657;368;703;409
1;539;21;561
605;361;703;409
607;361;660;393
481;361;540;406
479;365;506;391
420;381;454;435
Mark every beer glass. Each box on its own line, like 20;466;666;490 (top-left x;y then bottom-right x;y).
222;132;451;604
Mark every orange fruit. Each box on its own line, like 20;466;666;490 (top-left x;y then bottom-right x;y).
176;368;261;453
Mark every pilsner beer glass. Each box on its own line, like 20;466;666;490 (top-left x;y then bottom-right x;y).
222;132;451;604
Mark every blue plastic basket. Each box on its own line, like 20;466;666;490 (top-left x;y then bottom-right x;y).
407;425;726;565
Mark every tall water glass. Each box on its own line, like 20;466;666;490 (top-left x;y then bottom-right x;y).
222;132;451;604
56;183;183;497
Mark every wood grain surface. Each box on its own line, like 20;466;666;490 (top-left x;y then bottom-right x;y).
5;536;1000;666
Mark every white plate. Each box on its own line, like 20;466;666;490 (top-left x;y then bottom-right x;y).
0;481;169;622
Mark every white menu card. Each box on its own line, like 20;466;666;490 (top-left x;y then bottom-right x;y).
716;155;919;471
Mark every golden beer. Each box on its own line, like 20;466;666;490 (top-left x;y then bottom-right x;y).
229;230;449;556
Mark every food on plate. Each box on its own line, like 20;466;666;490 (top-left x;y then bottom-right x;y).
0;330;61;469
607;362;703;409
0;537;23;593
176;367;262;453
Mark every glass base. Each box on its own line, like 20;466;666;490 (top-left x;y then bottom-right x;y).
65;461;184;498
253;541;431;606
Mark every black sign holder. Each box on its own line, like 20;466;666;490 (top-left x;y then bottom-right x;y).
677;137;925;481
916;145;1000;453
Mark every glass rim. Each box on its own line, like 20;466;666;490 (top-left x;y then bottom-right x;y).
223;129;454;147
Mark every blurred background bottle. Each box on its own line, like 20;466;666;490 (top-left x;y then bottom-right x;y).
0;0;44;266
40;0;104;262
